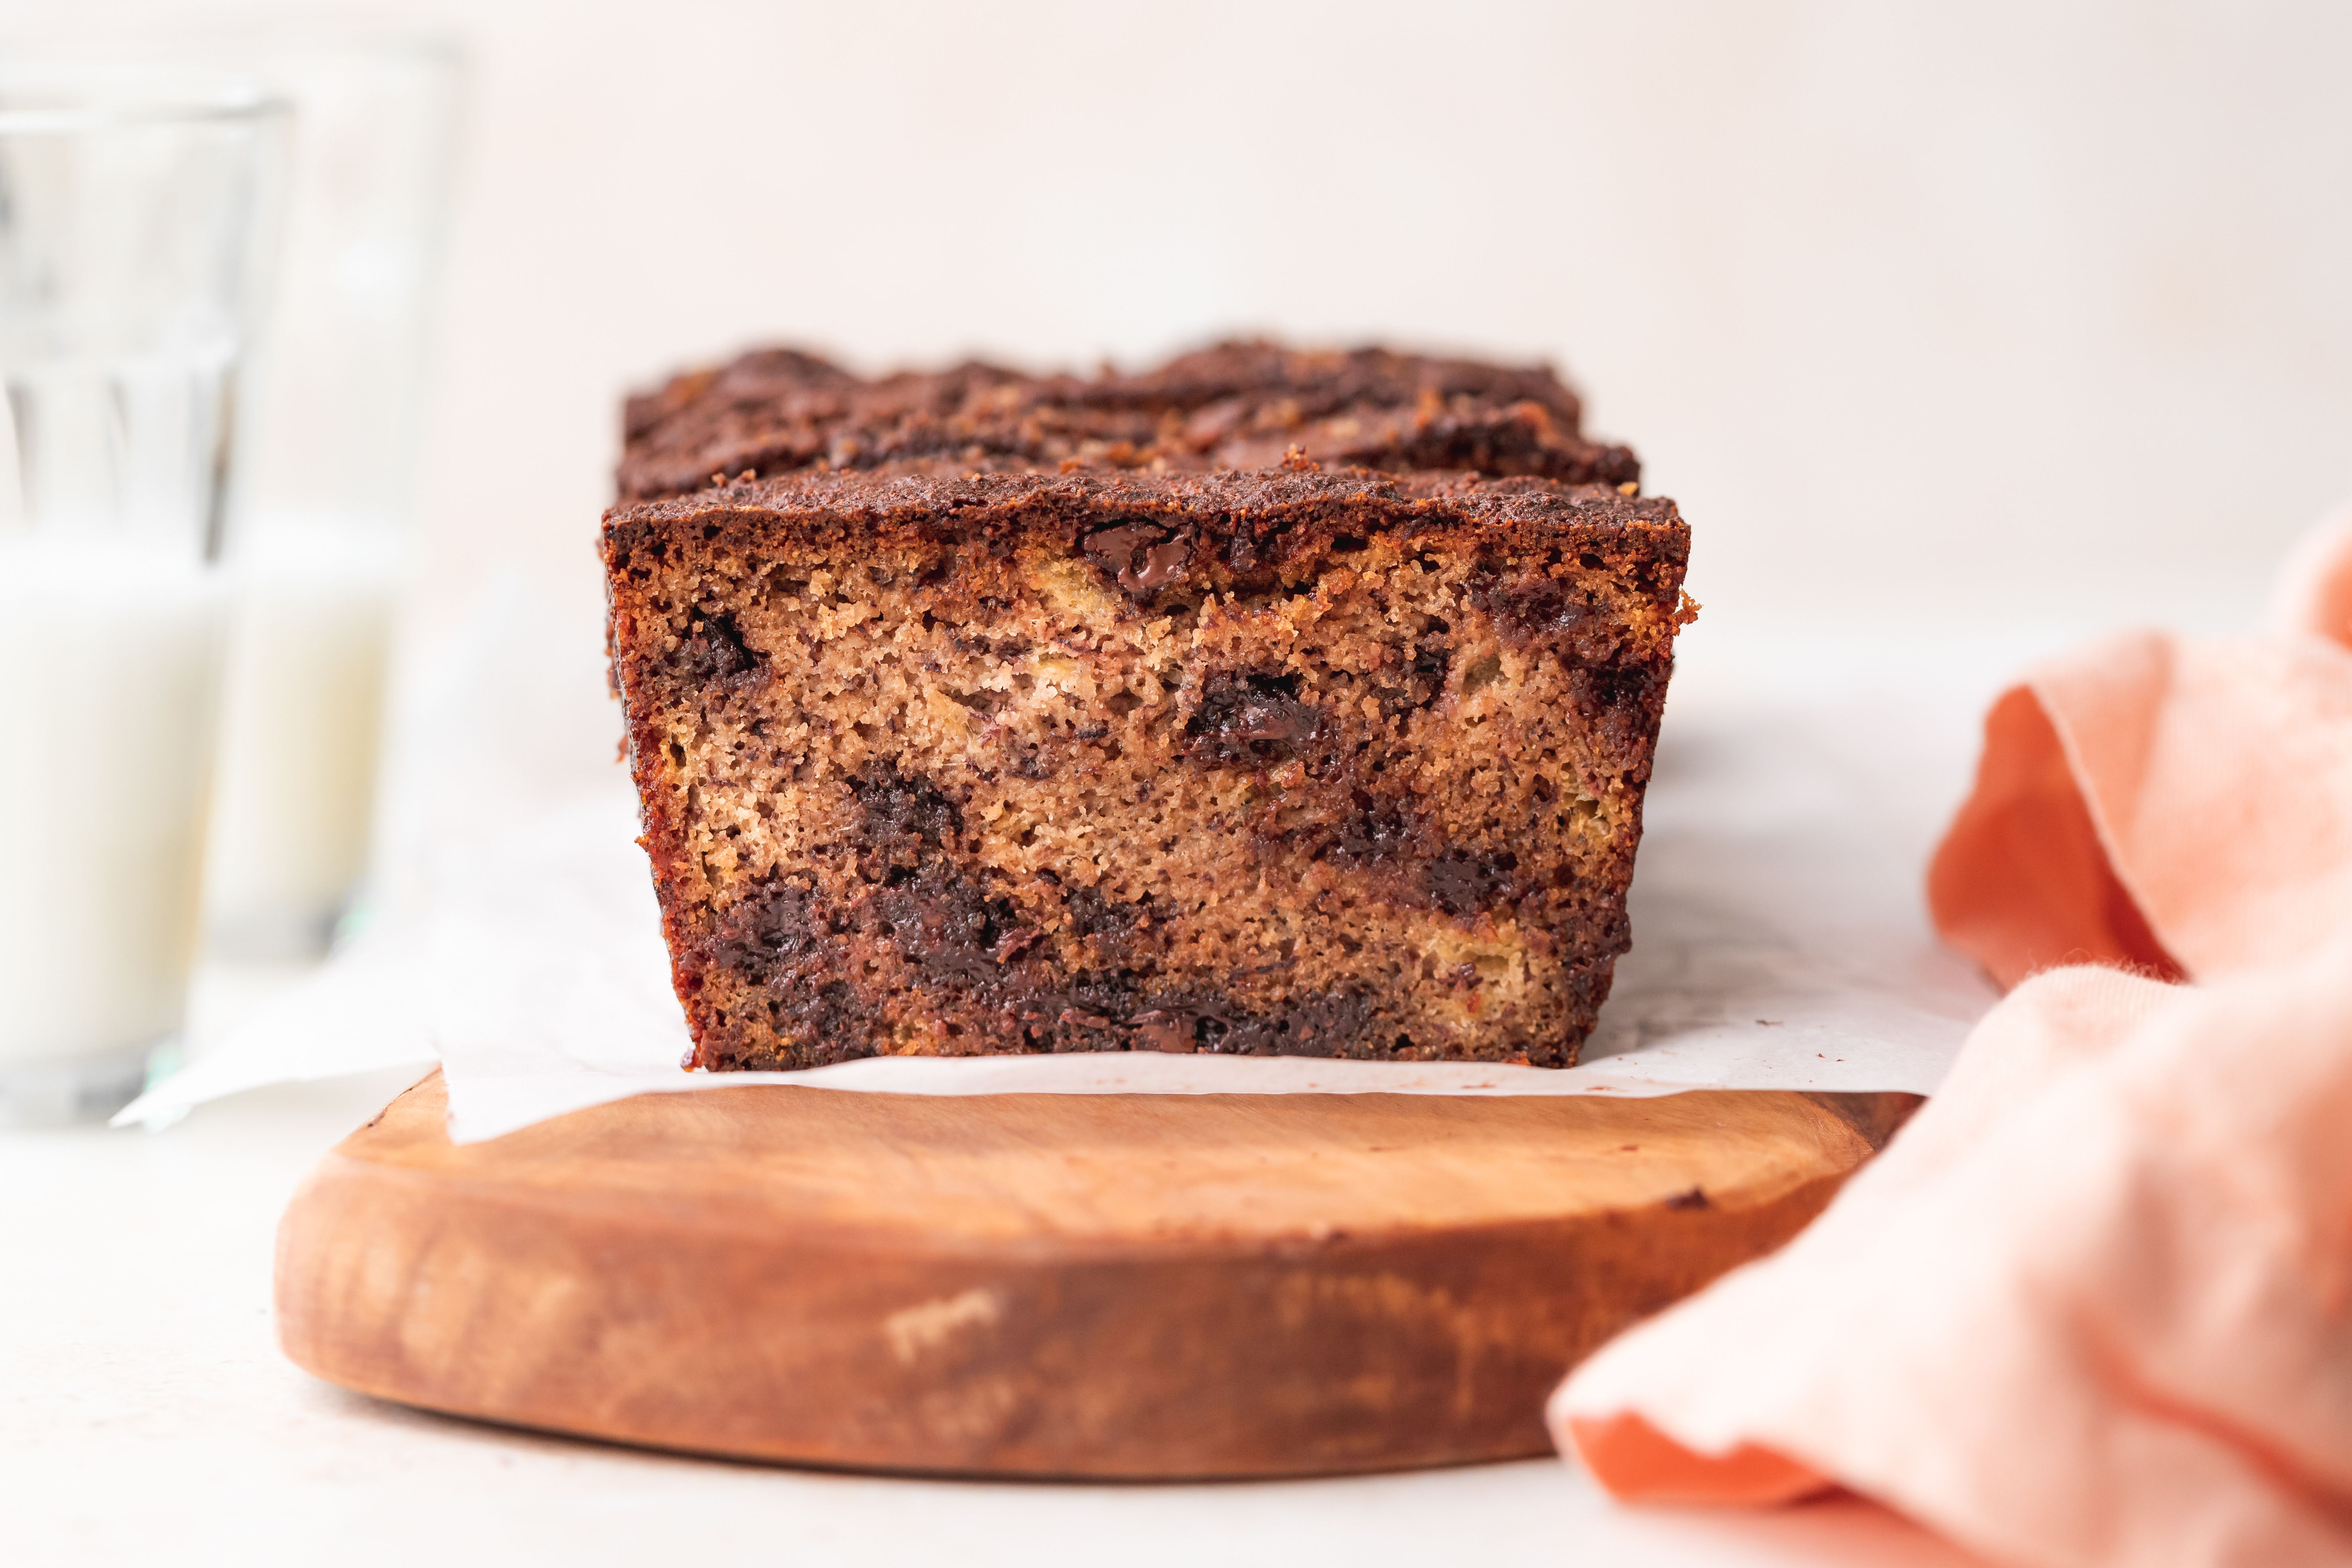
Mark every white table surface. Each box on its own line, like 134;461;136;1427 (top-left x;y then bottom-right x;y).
5;1058;1989;1568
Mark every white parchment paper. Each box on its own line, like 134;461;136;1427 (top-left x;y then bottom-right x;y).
123;667;2000;1142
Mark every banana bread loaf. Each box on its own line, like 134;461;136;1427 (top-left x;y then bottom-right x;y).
601;345;1693;1070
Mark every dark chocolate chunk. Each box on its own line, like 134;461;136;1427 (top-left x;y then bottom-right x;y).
1185;672;1324;766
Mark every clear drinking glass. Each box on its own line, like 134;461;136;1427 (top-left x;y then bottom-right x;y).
202;35;460;959
0;65;287;1125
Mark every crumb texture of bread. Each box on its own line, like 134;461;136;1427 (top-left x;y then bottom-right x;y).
604;457;1690;1072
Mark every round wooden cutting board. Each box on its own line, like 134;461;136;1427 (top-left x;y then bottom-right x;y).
276;1072;1916;1479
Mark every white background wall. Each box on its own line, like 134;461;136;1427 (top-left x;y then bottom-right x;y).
21;0;2352;656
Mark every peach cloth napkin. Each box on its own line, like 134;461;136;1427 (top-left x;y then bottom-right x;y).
1549;510;2352;1568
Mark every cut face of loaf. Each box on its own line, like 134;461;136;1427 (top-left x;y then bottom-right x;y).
602;465;1691;1071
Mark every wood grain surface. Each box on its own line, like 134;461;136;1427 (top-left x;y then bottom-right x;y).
276;1073;1917;1479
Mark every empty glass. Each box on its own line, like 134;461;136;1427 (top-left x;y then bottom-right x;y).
0;65;287;1125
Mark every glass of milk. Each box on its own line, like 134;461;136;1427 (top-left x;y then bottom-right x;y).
203;36;460;959
0;65;288;1125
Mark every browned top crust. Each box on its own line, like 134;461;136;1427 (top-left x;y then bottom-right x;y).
616;339;1640;503
603;464;1682;572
